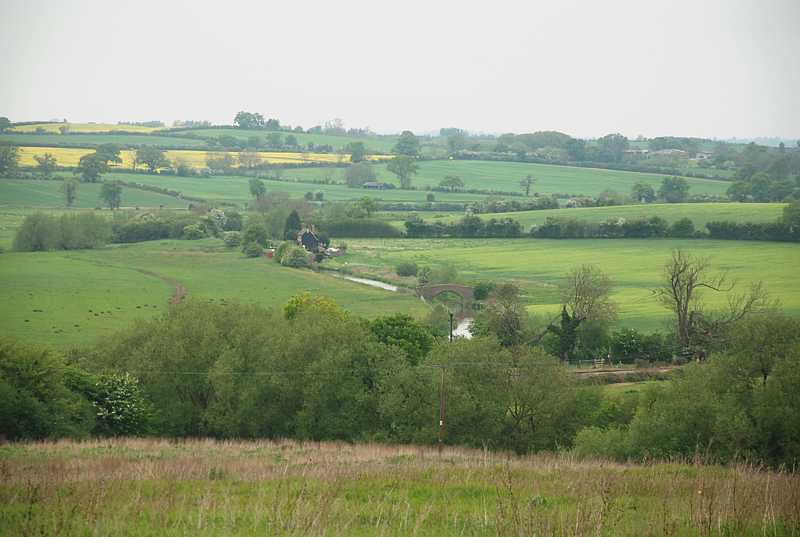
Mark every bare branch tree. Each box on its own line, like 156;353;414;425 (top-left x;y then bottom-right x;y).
654;250;770;350
562;264;616;323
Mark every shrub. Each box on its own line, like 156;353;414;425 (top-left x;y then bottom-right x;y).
473;281;495;300
223;210;243;231
13;213;110;251
572;426;631;460
396;261;418;277
280;245;310;268
274;241;291;260
67;371;151;437
242;223;269;247
669;217;695;238
12;213;61;251
0;338;94;440
111;219;171;243
242;242;263;258
182;224;205;240
611;328;672;363
223;231;242;248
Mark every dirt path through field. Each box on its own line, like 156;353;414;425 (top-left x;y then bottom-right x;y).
170;284;187;304
63;255;188;305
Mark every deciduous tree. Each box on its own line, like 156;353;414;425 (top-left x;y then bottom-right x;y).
519;174;535;196
61;176;79;206
346;141;366;163
76;153;107;182
94;143;122;165
631;182;656;203
99;182;122;209
135;147;169;172
439;175;464;191
34;153;57;178
393;130;420;157
654;249;770;352
0;143;19;174
658;176;690;203
387;156;418;189
248;178;266;199
345;162;376;187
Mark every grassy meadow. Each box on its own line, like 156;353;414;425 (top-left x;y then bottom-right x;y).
291;159;733;197
114;172;494;205
0;238;428;348
0;179;188;210
0;132;208;148
446;202;786;228
332;238;800;330
1;438;797;536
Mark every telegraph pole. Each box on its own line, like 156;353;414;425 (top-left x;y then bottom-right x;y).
448;312;454;342
438;366;446;455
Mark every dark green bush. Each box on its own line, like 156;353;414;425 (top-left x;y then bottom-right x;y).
13;213;111;251
242;242;263;257
223;231;242;248
0;338;93;440
181;224;205;240
396;261;418;277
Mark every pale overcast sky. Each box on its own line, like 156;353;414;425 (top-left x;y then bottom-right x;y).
1;0;798;139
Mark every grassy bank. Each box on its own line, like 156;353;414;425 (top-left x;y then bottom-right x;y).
1;438;797;536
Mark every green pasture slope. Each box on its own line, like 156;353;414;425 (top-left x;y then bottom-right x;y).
95;158;731;207
446;202;786;228
334;238;800;331
103;172;495;205
0;133;207;148
0;179;187;209
167;128;399;153
290;160;732;197
0;239;428;348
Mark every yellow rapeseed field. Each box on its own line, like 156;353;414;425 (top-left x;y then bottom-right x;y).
17;146;392;169
10;123;162;134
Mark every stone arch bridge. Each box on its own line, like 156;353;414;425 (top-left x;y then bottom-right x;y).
417;284;474;302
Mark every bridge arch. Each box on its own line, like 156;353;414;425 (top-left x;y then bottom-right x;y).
417;284;474;302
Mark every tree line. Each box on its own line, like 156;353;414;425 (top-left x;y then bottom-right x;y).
2;286;797;467
403;202;800;242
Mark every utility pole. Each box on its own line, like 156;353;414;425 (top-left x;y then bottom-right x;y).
449;312;454;342
438;366;446;455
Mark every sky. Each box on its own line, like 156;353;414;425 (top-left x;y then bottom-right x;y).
1;0;798;139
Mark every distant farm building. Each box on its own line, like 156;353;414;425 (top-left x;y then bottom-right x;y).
362;182;391;190
297;227;322;252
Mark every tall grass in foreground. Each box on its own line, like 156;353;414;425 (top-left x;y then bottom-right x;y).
0;438;798;536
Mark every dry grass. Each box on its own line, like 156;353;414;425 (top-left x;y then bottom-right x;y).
1;438;798;536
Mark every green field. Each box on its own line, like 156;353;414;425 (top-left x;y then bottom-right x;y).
93;156;733;208
0;179;188;209
103;172;494;205
0;239;427;348
331;238;800;330
0;132;208;148
2;438;797;536
444;202;786;229
168;128;399;153
289;160;733;197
